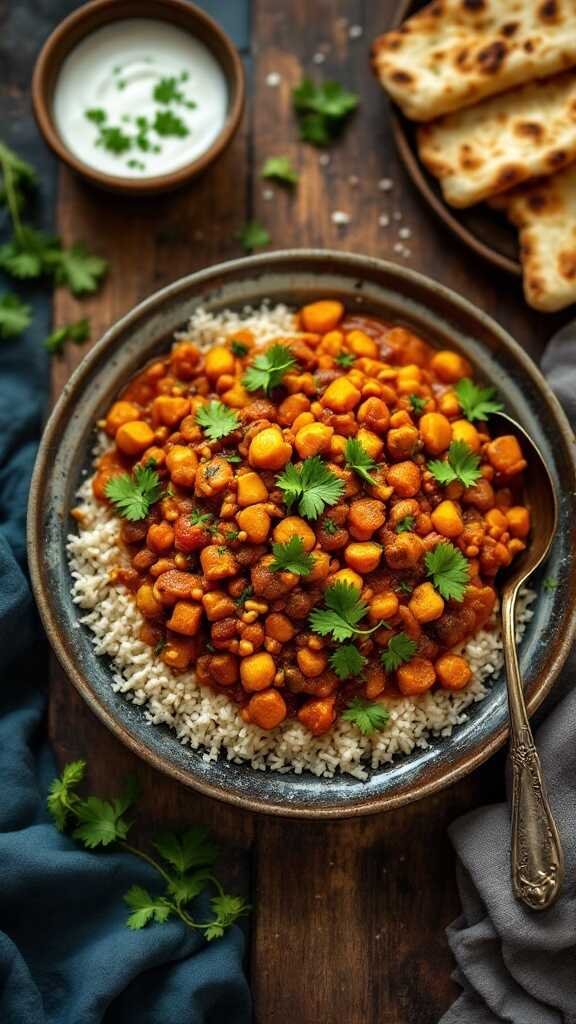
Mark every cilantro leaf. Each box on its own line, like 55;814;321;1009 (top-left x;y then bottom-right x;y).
380;632;417;673
270;536;314;576
153;77;184;104
0;226;58;279
276;456;344;520
230;339;249;356
335;351;355;369
454;378;503;422
196;400;239;441
105;465;163;521
341;697;389;736
329;643;367;680
188;507;214;528
543;576;558;592
237;220;270;253
309;582;373;642
46;759;86;831
409;393;426;415
345;437;378;486
0;141;37;210
261;156;299;186
206;894;249;940
85;108;107;125
124;886;172;929
153;110;189;137
242;343;295;393
43;317;90;355
46;243;108;295
425;541;470;602
395;515;415;534
428;440;482;488
153;827;219;874
293;78;359;147
72;795;131;848
0;292;31;339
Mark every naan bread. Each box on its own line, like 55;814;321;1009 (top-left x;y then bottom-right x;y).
492;168;576;311
373;0;576;122
417;71;576;208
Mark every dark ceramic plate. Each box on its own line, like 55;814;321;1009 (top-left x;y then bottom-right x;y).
28;251;576;818
389;0;521;276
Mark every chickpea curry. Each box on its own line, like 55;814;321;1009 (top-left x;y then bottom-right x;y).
86;300;531;740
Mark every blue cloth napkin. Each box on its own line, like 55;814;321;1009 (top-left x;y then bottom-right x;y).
0;2;251;1022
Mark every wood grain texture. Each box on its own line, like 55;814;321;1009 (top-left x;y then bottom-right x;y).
49;2;561;1021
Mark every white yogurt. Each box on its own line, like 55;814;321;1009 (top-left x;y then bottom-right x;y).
53;19;229;179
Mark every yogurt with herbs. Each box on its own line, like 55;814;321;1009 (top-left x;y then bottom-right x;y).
53;19;229;179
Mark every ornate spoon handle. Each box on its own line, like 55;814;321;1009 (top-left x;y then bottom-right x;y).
501;590;564;911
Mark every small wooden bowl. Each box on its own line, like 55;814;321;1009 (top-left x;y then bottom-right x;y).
32;0;245;196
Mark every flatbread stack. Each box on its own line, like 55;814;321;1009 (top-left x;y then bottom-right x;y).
373;0;576;312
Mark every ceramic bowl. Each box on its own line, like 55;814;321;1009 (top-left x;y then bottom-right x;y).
27;251;576;817
31;0;244;195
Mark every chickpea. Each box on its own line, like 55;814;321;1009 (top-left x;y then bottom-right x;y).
265;612;295;643
247;689;287;729
166;445;198;488
297;696;336;735
297;647;328;677
273;516;316;552
346;329;379;358
384;532;425;570
237;504;272;544
146;522;175;554
330;567;363;591
408;582;445;624
387;425;419;460
136;583;164;618
486;435;527;476
506;506;530;538
105;401;140;437
300;300;344;334
200;545;238;581
348;498;386;540
151;395;191;428
321;377;362;413
294;422;334;459
419;412;452;455
356;427;384;460
237;471;269;507
207;653;239;687
344;542;382;573
451;419;481;453
435;653;472;691
277;393;310;426
202;591;237;622
249;427;293;470
204;345;236;379
368;591;399;622
397;658;437;696
240;651;277;691
307;550;331;583
430;350;472;383
462;477;495;511
431;500;464;538
357;396;390;434
195;457;233;497
386;461;421;498
116;421;155;456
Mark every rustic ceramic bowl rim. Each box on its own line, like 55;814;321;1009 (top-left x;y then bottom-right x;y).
385;0;521;277
28;250;576;818
31;0;245;195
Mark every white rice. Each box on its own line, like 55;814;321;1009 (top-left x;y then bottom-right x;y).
66;304;536;781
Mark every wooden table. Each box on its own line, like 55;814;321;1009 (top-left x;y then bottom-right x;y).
50;4;567;1021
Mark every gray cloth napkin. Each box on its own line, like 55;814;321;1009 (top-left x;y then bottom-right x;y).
440;323;576;1024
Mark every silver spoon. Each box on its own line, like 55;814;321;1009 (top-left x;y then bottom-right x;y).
490;412;563;911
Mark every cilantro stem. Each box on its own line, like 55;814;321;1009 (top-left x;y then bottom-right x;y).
120;841;173;886
0;150;23;239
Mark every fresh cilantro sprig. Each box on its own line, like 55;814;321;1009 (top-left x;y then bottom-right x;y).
230;338;249;357
0;140;37;211
342;698;389;736
276;456;344;520
153;110;189;137
409;393;427;415
309;582;378;642
329;643;367;680
47;760;249;941
428;440;482;488
454;378;503;422
335;351;355;369
269;536;313;575
293;78;359;146
543;576;558;592
105;465;163;521
243;343;296;394
395;515;415;534
237;221;271;253
380;632;417;673
262;156;299;186
345;437;378;486
425;541;470;602
0;292;31;339
189;507;215;529
196;400;240;441
43;317;90;354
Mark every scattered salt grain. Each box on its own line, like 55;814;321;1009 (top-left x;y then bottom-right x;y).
393;242;404;254
349;24;363;39
398;226;412;240
378;177;393;191
378;214;390;227
348;175;359;188
262;189;274;202
319;153;331;167
331;210;350;225
313;52;326;65
266;72;281;87
393;210;403;221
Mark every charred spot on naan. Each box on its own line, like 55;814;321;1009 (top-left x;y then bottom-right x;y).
557;250;576;280
538;0;561;24
514;121;545;140
477;41;507;75
500;22;520;38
